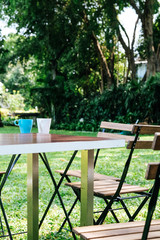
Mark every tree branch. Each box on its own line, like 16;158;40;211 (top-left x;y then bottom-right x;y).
131;16;139;49
128;0;143;19
118;20;130;48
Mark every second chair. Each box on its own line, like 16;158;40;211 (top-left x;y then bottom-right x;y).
60;123;160;232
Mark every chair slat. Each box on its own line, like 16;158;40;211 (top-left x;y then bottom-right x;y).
57;170;119;181
73;220;160;240
145;163;160;180
73;219;160;234
132;124;160;134
55;169;82;178
95;187;148;196
127;140;153;149
86;231;160;240
66;181;149;197
93;173;120;181
100;121;134;132
98;132;135;142
152;133;160;150
80;224;160;239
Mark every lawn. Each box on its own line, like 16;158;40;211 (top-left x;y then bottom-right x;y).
0;126;159;239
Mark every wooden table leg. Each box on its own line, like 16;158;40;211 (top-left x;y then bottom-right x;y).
80;150;94;226
27;153;39;240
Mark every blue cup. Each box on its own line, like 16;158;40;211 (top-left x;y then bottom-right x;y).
14;119;33;133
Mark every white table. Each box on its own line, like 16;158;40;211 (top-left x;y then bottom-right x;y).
0;133;125;239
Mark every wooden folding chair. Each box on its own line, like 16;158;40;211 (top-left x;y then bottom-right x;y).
56;121;139;233
73;134;160;240
56;121;138;184
61;124;160;233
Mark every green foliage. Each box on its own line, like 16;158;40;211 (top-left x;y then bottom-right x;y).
1;69;160;131
153;14;160;52
54;73;160;131
0;0;160;133
143;73;160;123
6;90;25;112
0;82;25;112
31;73;83;124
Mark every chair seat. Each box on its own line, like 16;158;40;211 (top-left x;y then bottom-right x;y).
66;179;149;197
73;219;160;240
56;169;120;181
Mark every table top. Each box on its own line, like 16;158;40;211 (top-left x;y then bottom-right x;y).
0;133;125;155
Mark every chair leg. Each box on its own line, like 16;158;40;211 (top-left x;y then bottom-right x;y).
39;151;78;229
39;153;77;240
0;198;13;240
142;164;160;240
96;197;115;225
118;197;132;220
0;155;19;193
0;176;4;236
0;154;21;238
95;197;122;225
0;215;4;236
62;192;119;228
59;190;120;230
130;192;151;221
103;199;119;223
96;196;137;224
58;197;79;233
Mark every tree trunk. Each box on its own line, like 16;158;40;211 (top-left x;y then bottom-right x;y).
82;11;113;91
129;0;156;78
142;0;156;77
108;3;137;81
156;44;160;72
91;31;112;90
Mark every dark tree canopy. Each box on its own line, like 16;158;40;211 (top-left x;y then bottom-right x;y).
0;0;160;123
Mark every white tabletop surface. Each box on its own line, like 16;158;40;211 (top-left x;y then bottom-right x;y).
0;133;125;155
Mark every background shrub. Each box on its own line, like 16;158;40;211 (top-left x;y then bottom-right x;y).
54;73;160;131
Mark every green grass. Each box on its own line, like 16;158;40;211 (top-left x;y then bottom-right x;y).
0;126;159;239
0;125;97;137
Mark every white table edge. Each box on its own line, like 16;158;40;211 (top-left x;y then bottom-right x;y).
0;139;125;155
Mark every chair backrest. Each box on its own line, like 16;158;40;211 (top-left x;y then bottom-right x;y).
96;122;160;177
98;122;160;142
111;126;160;202
97;121;135;142
127;125;160;150
94;121;138;168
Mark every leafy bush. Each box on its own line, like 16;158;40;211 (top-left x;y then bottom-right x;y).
55;73;160;131
142;73;160;123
